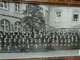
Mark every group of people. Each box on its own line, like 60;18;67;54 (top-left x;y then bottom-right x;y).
0;29;80;52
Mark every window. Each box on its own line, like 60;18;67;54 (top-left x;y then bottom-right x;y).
0;2;8;10
15;3;20;12
73;11;79;21
73;14;78;21
56;12;61;17
1;19;10;32
55;10;62;22
15;21;20;32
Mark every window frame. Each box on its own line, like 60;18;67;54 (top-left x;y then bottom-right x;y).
72;10;79;22
14;21;21;32
14;3;21;13
1;19;10;32
0;2;9;10
55;10;62;23
56;11;61;17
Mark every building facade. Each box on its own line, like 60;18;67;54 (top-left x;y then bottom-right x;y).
0;2;48;33
48;5;80;29
0;2;80;32
0;2;26;33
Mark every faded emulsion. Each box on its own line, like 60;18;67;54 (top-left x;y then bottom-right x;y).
0;2;80;53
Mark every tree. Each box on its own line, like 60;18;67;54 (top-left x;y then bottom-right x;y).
23;4;45;33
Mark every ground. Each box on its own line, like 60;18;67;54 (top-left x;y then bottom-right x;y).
0;50;79;59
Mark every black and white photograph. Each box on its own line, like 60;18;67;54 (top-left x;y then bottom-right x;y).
0;1;80;59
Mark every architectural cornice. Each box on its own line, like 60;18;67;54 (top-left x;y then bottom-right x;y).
0;13;21;19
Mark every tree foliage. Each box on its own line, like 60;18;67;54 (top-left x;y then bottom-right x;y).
23;4;45;32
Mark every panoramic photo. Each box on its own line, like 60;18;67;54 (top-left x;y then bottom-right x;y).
0;1;80;54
